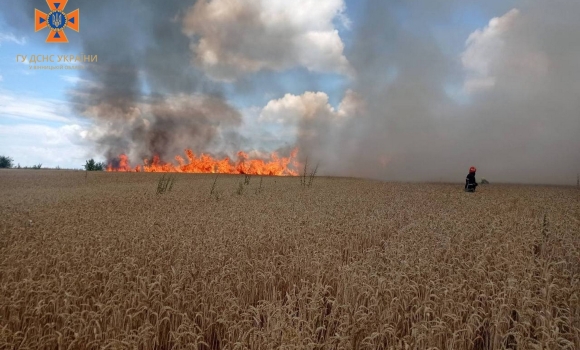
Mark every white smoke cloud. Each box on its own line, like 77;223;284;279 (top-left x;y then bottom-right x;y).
182;0;352;81
258;90;364;170
260;90;361;126
461;8;550;95
261;92;334;125
461;9;519;93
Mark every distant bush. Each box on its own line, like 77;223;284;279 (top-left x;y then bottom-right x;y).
31;164;42;170
84;159;106;171
0;155;14;169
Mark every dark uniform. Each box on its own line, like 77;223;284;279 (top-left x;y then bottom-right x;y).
465;169;478;192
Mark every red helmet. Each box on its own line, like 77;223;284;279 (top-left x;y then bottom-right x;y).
469;166;476;173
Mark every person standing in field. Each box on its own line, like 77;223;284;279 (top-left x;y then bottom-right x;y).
465;166;478;192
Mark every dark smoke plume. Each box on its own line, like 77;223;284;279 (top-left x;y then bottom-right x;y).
3;0;243;165
2;0;579;184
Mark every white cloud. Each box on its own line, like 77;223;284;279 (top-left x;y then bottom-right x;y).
0;75;3;82
182;0;352;81
260;90;362;125
0;90;94;168
0;123;93;169
461;9;519;93
260;92;333;124
0;93;81;124
256;90;365;173
337;89;366;117
461;8;550;94
223;90;366;153
60;75;100;88
0;33;26;46
60;75;83;84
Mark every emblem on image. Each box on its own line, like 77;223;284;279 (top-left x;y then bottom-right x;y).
35;0;79;43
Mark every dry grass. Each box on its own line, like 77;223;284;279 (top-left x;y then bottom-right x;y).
0;170;579;349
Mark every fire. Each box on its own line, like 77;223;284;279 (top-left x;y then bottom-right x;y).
107;149;300;176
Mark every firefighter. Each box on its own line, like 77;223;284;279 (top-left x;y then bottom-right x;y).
465;166;478;192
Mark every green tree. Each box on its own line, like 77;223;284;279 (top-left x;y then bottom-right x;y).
0;156;14;169
84;159;106;171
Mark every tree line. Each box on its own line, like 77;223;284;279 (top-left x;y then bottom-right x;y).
0;155;106;171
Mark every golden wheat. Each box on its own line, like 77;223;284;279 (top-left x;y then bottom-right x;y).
0;170;578;349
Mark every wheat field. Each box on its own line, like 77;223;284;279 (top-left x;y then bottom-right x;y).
0;170;578;349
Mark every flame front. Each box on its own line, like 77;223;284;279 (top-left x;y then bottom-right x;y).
107;149;300;176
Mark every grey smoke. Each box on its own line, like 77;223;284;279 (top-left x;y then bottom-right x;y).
301;0;580;184
69;0;234;162
2;0;239;165
2;0;579;184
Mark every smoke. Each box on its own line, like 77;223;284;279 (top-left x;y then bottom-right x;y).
2;0;241;165
259;90;366;173
2;0;350;167
67;0;238;163
289;0;580;184
182;0;352;81
2;0;579;183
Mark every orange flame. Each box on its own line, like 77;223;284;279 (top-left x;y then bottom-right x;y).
107;149;300;176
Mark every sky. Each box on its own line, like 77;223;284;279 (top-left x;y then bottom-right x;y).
0;0;578;184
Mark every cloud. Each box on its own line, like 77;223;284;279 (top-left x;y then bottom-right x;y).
0;93;81;124
0;75;3;82
60;75;84;84
258;90;363;170
60;75;100;88
260;90;361;125
182;0;352;81
0;123;93;168
462;9;520;79
190;90;366;159
261;92;335;124
0;32;26;45
461;8;550;94
337;2;580;184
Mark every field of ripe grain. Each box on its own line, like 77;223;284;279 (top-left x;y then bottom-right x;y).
0;170;579;349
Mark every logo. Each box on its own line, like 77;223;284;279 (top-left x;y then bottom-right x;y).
35;0;79;43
